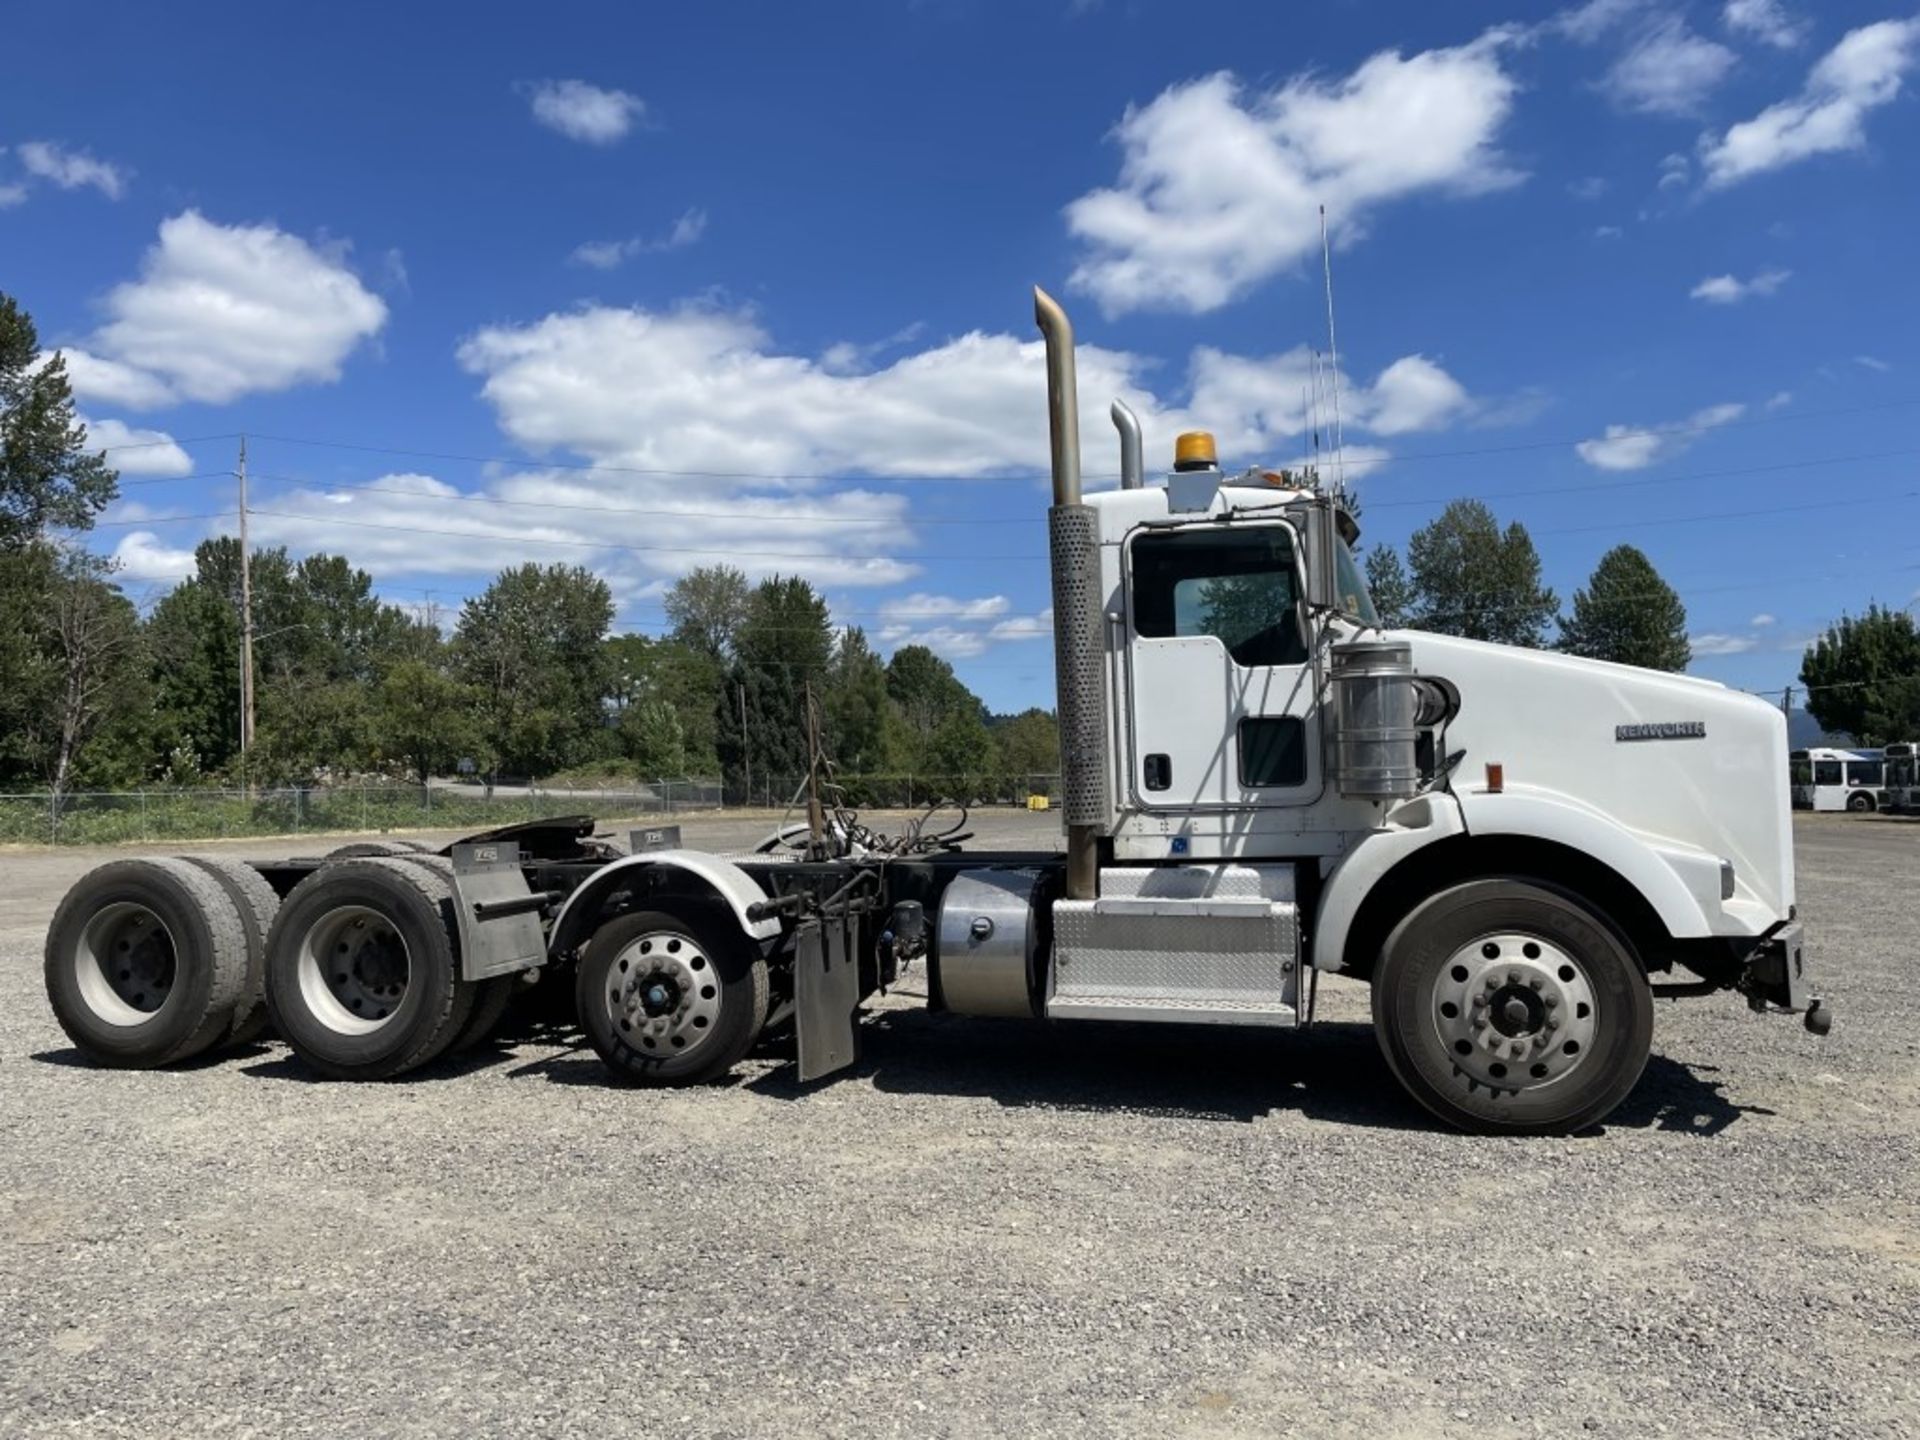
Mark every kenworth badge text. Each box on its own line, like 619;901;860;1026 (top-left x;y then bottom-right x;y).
41;288;1827;1135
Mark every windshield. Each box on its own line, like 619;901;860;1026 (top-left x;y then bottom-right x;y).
1334;539;1380;627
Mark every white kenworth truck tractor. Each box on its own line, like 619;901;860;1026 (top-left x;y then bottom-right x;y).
41;288;1828;1135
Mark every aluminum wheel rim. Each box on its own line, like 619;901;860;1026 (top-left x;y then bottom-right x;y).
1431;931;1599;1094
297;904;412;1036
605;930;723;1058
73;901;178;1027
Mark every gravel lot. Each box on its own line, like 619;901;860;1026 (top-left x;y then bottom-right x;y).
2;812;1915;1440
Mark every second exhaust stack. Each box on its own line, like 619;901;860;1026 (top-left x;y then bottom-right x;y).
1034;286;1109;901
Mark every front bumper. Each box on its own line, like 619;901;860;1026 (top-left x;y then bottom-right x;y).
1744;921;1831;1033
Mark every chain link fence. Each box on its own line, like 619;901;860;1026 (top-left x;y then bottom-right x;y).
0;773;1061;846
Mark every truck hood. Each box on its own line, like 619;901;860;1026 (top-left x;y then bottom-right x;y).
1393;630;1795;923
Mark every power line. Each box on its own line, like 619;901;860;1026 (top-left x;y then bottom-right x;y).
226;442;1920;527
221;392;1920;485
227;486;1918;560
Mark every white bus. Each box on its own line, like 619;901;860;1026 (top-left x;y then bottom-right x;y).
1883;742;1919;812
1789;747;1885;812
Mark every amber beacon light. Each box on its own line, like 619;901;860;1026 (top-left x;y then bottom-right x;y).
1173;431;1217;472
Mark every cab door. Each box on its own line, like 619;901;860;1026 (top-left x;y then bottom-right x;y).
1122;520;1321;811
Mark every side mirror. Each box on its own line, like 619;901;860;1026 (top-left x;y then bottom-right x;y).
1303;497;1339;613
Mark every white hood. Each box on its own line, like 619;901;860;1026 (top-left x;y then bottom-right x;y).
1398;630;1796;923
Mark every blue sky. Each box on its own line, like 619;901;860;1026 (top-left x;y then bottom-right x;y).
4;0;1916;713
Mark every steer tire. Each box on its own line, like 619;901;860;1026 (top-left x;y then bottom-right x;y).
1846;792;1874;813
1372;878;1653;1137
181;856;281;1046
576;907;768;1086
264;857;475;1080
44;857;250;1068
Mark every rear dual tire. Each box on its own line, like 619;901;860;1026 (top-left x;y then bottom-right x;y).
44;858;250;1068
264;856;474;1080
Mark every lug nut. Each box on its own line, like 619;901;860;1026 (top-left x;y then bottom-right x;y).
1547;1017;1561;1031
1510;1041;1527;1059
1529;977;1543;990
1543;995;1559;1010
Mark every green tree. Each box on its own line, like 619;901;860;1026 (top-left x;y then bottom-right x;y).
1557;545;1689;671
885;644;981;767
372;659;481;783
1363;545;1417;629
665;564;749;661
0;293;118;549
0;546;147;791
992;707;1060;776
604;632;722;772
824;626;891;771
1800;605;1920;745
453;563;615;778
926;707;994;775
618;700;688;776
1406;499;1559;646
718;575;834;797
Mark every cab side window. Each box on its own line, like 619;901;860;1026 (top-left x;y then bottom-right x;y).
1132;527;1306;668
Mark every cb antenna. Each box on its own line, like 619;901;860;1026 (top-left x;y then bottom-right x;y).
1319;204;1347;500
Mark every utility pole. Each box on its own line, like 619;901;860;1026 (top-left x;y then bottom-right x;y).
1780;684;1794;722
238;436;255;790
737;680;751;806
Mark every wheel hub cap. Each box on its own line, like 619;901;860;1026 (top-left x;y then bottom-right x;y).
607;932;722;1057
296;905;412;1036
1432;933;1600;1094
75;903;178;1025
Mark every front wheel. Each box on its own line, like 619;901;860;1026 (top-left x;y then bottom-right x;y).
1846;792;1875;813
575;907;768;1085
1372;879;1653;1136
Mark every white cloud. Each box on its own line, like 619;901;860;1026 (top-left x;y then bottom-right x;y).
1750;612;1777;627
1363;355;1475;435
1689;267;1791;303
58;348;179;410
1064;32;1523;314
1575;401;1746;470
81;417;192;477
1603;18;1738;116
569;208;708;268
881;593;1011;622
244;468;922;592
1567;175;1610;200
1701;18;1920;187
1595;224;1625;239
1554;0;1649;44
17;140;129;199
64;210;387;409
1765;389;1793;409
109;531;198;584
872;600;1052;661
525;79;646;144
1691;632;1758;655
1854;354;1892;372
0;182;26;209
454;301;1475;483
989;609;1053;641
1657;152;1692;189
1723;0;1807;50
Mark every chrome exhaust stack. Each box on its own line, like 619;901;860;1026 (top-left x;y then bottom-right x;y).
1110;398;1143;490
1034;287;1109;901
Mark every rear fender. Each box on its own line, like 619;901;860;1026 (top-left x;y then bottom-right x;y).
548;851;780;961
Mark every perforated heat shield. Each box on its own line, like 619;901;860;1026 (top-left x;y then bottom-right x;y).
1049;504;1110;828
